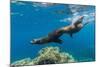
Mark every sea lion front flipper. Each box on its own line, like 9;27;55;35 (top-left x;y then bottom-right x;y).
70;33;73;38
53;39;63;44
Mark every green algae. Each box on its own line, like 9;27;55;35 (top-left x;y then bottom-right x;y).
11;46;76;66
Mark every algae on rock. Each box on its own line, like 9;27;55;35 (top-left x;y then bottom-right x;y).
11;46;76;66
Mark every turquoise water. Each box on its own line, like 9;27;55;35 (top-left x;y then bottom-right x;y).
11;1;95;63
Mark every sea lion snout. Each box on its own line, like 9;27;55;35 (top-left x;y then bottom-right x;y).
79;16;84;20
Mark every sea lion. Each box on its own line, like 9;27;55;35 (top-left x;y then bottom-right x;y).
30;29;64;44
61;16;84;37
30;16;88;44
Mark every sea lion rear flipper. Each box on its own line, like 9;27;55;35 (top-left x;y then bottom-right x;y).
53;39;63;44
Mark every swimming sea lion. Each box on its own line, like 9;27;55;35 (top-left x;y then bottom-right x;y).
30;29;64;44
31;16;88;44
61;16;84;37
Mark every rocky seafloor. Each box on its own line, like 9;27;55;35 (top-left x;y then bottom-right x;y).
11;46;76;67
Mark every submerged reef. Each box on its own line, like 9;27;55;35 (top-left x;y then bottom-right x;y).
11;46;76;66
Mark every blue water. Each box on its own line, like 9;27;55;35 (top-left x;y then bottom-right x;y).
11;1;95;63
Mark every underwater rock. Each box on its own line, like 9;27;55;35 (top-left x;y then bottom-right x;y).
11;46;76;66
11;58;32;67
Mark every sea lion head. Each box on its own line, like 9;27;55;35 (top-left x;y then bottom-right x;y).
76;16;84;23
74;16;84;27
77;23;83;28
